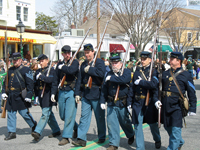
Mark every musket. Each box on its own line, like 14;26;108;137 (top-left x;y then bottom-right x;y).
41;34;61;98
145;28;158;106
1;31;8;118
158;42;162;128
114;36;131;103
86;12;114;88
58;15;102;88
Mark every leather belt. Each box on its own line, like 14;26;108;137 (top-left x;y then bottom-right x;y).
64;81;73;85
108;95;127;101
135;94;146;101
84;84;100;88
162;91;179;97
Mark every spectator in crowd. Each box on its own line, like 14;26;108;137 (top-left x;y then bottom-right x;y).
197;64;200;79
186;60;195;78
127;61;134;73
24;51;32;62
0;61;5;113
182;58;187;70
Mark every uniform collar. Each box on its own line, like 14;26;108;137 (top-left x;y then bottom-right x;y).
171;66;182;73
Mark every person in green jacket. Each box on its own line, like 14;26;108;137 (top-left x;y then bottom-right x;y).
186;60;195;78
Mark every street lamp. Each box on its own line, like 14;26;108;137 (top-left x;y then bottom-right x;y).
16;18;25;58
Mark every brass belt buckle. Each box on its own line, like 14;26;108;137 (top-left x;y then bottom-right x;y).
166;92;171;97
39;86;43;90
10;87;15;91
64;81;68;85
140;95;145;99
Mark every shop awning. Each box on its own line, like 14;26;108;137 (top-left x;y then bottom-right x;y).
110;44;126;53
0;30;57;44
157;45;173;52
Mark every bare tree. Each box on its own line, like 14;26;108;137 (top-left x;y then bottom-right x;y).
52;0;96;30
102;0;182;59
162;8;200;53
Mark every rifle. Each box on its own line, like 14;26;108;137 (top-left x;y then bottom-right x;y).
1;31;8;118
158;42;162;128
41;35;60;98
86;13;114;88
145;28;158;106
58;15;102;88
114;36;131;103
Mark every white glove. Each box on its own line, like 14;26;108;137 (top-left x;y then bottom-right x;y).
188;112;196;116
36;72;42;80
51;94;56;102
100;103;106;110
25;98;31;103
58;63;64;69
2;93;8;100
75;95;81;104
127;105;132;113
134;76;142;85
105;75;111;82
84;65;90;73
155;101;162;109
35;96;39;103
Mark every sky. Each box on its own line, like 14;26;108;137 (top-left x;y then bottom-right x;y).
35;0;200;17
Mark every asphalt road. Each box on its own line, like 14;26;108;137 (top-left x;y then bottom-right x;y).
0;80;200;150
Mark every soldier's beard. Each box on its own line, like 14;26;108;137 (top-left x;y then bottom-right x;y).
112;66;120;73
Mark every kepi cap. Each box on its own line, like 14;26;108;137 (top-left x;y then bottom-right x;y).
140;51;151;58
170;52;184;60
61;45;71;53
12;52;22;60
84;44;93;51
37;54;48;61
110;53;121;61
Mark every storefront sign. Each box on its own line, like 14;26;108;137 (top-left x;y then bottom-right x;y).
0;36;36;43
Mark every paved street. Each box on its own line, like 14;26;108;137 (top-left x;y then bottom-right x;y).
0;80;200;150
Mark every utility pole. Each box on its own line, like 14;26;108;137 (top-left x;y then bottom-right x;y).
97;0;100;58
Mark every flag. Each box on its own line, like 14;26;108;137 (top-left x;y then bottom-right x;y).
149;45;154;52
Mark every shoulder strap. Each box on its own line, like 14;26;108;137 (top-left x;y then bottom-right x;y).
14;66;24;90
169;69;185;99
140;69;147;80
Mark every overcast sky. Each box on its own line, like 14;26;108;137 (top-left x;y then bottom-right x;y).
35;0;200;17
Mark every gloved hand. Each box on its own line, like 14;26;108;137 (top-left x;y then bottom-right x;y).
155;101;162;109
58;63;64;69
105;75;111;82
51;94;56;102
188;112;196;116
2;93;8;100
25;98;32;103
134;76;142;85
75;95;81;104
127;105;132;113
100;103;106;110
36;72;42;80
84;65;90;73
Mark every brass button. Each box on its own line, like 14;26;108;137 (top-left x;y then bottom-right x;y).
168;88;170;90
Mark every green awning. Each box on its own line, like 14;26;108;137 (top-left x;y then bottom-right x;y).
157;45;173;52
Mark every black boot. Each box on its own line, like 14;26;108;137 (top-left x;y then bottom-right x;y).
31;132;40;141
4;132;16;140
32;121;37;132
128;135;135;145
73;129;77;138
72;139;86;147
48;131;61;138
155;141;161;149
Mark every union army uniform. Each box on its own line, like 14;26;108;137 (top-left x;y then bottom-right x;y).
2;52;36;140
161;52;197;150
31;54;60;141
127;51;161;150
72;44;106;147
100;55;135;150
52;45;79;145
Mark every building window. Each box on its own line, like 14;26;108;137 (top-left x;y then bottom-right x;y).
16;6;21;20
24;7;28;21
196;32;199;41
0;0;2;15
33;45;43;57
77;30;83;36
188;32;192;42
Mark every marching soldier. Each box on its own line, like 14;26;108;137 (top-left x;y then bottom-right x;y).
51;45;79;145
159;52;197;150
100;54;135;150
127;51;161;150
1;52;37;140
72;43;106;147
31;54;60;141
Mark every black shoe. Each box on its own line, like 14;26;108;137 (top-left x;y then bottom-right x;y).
97;139;105;143
48;131;61;138
72;139;86;147
32;121;37;132
31;132;40;141
155;141;161;149
128;135;135;145
107;145;118;150
73;129;77;138
4;132;16;140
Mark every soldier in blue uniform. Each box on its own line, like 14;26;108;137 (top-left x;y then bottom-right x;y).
2;52;37;140
51;45;79;145
72;43;106;147
127;51;161;150
159;52;197;150
31;54;60;142
100;54;135;150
